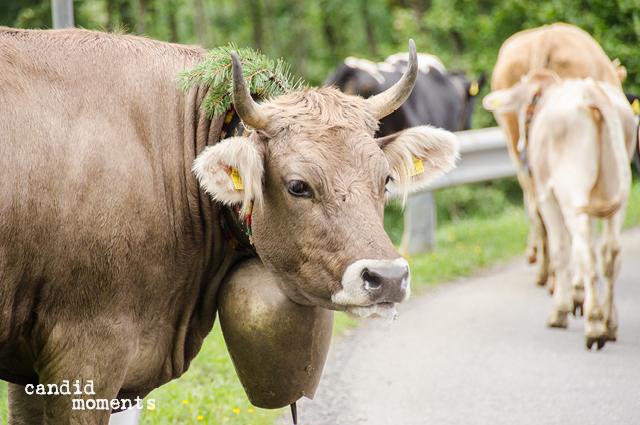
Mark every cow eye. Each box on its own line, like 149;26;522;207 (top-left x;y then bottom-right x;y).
385;175;394;193
286;180;313;198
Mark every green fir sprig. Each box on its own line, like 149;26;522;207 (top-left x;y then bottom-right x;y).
176;43;306;118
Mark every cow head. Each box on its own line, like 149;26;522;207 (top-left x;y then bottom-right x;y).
450;70;486;131
483;69;561;114
483;69;561;154
194;42;459;319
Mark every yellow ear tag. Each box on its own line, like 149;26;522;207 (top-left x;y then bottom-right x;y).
491;98;502;109
632;99;640;115
407;155;424;177
230;167;244;190
469;81;479;96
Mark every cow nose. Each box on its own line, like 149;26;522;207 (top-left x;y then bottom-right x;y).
362;264;409;303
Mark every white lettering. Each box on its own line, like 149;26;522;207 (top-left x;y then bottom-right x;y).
96;399;109;410
120;399;132;410
86;399;96;410
24;384;34;395
147;399;155;410
72;399;85;410
73;380;82;395
60;380;70;395
110;399;120;410
36;384;46;395
84;380;95;395
47;384;59;395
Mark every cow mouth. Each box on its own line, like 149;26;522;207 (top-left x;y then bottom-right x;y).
348;302;399;322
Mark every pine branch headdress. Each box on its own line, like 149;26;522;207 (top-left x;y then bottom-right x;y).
176;44;306;118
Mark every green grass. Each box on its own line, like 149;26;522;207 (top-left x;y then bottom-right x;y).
1;181;639;424
138;322;284;425
0;381;6;423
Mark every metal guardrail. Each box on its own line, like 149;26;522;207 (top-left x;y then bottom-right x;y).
399;127;516;255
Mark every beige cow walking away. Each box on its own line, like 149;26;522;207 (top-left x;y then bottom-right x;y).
484;70;635;349
490;23;626;289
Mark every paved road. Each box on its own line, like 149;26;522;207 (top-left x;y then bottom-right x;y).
284;227;640;425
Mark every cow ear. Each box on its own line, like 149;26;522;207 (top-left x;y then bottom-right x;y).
192;134;264;215
378;126;459;200
482;87;520;112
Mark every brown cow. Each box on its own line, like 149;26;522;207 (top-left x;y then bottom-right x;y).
0;28;458;423
485;70;635;349
490;23;626;289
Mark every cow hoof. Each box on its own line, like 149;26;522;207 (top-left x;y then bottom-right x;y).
527;246;537;264
547;312;569;329
535;273;548;287
546;276;556;295
605;328;618;342
572;299;584;317
586;335;607;350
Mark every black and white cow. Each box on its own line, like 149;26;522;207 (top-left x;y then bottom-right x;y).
324;52;486;135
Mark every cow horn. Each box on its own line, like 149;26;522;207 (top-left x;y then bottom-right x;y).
366;40;418;120
231;51;269;129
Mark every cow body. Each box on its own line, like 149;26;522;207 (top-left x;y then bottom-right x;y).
324;53;484;134
485;72;635;349
490;23;625;287
0;28;458;423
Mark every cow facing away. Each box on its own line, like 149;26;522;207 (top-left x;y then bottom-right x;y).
324;53;486;135
0;28;458;424
484;70;635;349
490;23;627;289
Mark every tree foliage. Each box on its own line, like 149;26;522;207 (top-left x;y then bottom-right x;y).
3;0;639;126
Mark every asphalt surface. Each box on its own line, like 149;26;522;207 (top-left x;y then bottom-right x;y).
282;227;640;425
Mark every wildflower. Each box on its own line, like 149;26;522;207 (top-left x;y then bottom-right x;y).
233;408;240;414
455;242;464;249
197;415;203;421
448;234;456;242
248;409;254;413
474;246;482;254
183;400;188;405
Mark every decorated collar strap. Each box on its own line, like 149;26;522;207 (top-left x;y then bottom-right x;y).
219;108;258;256
221;200;257;255
518;88;543;172
523;88;542;150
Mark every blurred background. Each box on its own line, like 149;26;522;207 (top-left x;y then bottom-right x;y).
2;0;640;130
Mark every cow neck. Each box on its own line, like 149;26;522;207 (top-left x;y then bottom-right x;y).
449;74;468;130
219;108;258;256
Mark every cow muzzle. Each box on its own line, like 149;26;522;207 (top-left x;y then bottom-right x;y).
332;257;411;320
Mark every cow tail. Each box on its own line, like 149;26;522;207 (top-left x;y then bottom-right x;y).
579;85;630;218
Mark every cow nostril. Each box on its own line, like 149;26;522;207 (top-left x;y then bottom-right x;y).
362;269;382;291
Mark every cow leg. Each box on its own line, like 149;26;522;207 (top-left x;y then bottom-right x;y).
599;213;624;343
565;213;606;349
537;193;572;328
8;383;45;424
535;209;551;289
494;112;543;268
35;322;135;424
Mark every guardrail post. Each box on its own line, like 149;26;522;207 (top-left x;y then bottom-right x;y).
396;127;517;257
51;0;74;29
399;191;437;255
